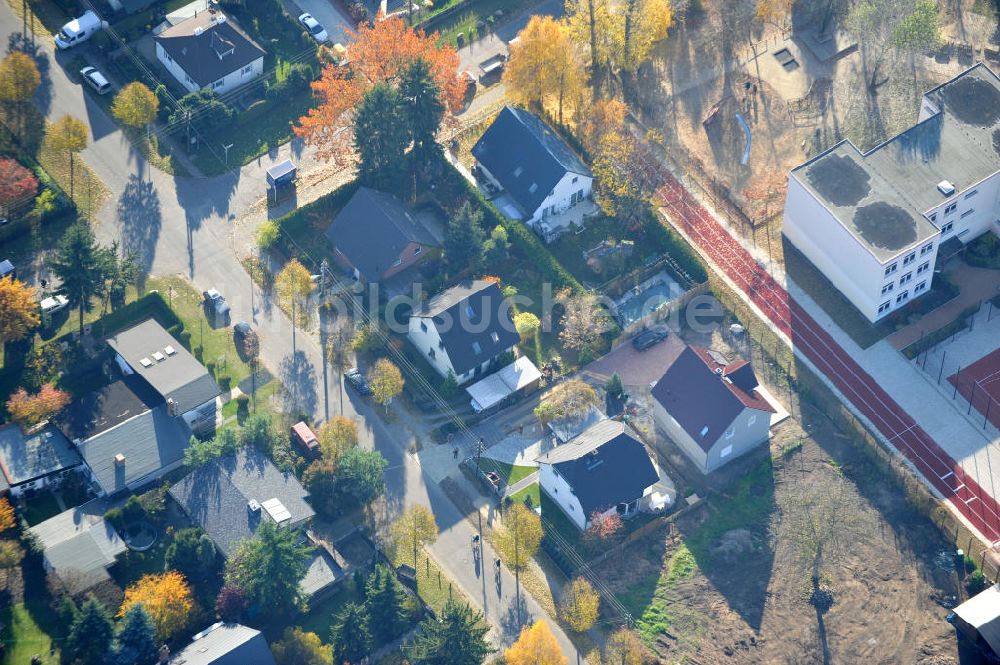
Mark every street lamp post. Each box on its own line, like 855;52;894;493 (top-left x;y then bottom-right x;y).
223;143;234;169
477;437;485;553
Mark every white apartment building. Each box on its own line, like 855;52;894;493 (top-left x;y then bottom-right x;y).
783;63;1000;323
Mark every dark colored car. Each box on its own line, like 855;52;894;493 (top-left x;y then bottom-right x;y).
632;328;669;351
345;368;372;395
233;321;252;341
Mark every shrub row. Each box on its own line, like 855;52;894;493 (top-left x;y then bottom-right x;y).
642;208;709;284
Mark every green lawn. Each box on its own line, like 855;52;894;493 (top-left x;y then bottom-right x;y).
0;603;59;665
147;276;255;389
20;492;62;526
408;550;468;615
508;481;540;509
475;458;535;487
191;89;315;176
426;0;537;46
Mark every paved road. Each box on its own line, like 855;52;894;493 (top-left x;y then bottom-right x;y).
0;1;583;657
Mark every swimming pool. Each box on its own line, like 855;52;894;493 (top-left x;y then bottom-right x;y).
615;273;681;326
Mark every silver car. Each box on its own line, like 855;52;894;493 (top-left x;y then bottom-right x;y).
80;66;111;95
298;13;329;44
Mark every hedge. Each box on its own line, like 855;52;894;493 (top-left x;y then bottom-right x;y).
55;292;182;347
642;208;709;284
272;179;361;263
436;156;584;293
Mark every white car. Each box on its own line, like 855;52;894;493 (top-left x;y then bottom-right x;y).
40;294;70;316
80;66;111;95
298;13;329;44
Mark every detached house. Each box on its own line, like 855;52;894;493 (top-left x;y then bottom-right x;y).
155;8;265;95
536;420;662;530
325;187;442;283
651;346;776;474
472;106;594;242
407;280;520;385
169;623;277;665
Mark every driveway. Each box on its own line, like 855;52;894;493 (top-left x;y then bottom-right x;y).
283;0;354;46
582;333;686;387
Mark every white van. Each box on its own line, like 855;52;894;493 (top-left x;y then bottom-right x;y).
55;11;107;49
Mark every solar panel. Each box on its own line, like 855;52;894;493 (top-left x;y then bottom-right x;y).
152;351;165;362
140;358;153;367
164;345;177;355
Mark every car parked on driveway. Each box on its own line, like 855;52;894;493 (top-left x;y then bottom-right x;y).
345;368;372;396
203;288;231;325
298;13;329;43
632;327;669;351
80;66;111;94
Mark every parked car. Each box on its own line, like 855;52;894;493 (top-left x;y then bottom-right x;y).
290;422;320;459
40;294;70;316
632;327;669;351
345;368;372;396
203;288;231;325
79;66;112;95
298;13;329;43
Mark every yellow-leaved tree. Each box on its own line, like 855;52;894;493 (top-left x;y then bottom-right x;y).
496;502;543;622
605;627;649;665
317;416;358;462
367;358;404;412
0;497;16;533
275;258;314;329
391;504;438;570
504;16;586;124
112;82;159;131
565;0;672;77
559;577;600;633
119;571;194;640
0;275;39;362
45;115;88;198
504;620;566;665
756;0;794;26
0;51;40;132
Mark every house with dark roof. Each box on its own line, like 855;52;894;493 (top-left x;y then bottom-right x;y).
169;446;315;558
536;420;661;530
783;63;1000;323
30;499;126;595
107;318;220;436
0;424;82;498
168;622;276;665
325;187;442;284
56;377;192;496
472;106;594;241
651;346;776;474
155;8;265;95
407;280;520;385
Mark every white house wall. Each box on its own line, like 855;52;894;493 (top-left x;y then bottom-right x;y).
702;407;772;473
923;174;1000;247
407;317;458;382
538;462;586;530
527;171;593;223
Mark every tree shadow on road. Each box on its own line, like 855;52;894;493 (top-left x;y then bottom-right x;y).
498;592;530;640
174;169;240;277
280;349;317;418
116;174;161;270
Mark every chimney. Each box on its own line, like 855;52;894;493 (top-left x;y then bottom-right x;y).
167;398;177;416
114;453;126;466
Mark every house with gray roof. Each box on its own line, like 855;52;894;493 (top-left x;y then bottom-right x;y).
107;318;220;435
169;622;276;665
168;446;315;558
407;280;520;385
30;500;126;595
784;63;1000;323
651;345;776;474
536;419;661;530
472;106;594;241
0;424;82;498
325;187;442;283
56;377;192;496
155;8;265;95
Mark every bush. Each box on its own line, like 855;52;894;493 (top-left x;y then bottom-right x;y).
235;394;250;410
965;232;1000;269
348;1;369;22
257;220;280;250
265;63;314;102
966;570;990;595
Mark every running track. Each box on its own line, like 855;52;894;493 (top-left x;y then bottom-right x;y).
653;170;1000;544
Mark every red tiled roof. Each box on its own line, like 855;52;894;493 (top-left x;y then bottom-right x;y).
691;347;775;414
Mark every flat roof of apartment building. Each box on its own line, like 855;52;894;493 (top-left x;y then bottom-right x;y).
791;63;1000;263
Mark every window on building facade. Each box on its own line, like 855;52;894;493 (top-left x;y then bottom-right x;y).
945;203;957;215
896;290;909;304
428;348;435;359
961;209;974;219
965;189;978;199
212;79;224;89
929;213;937;222
921;243;934;255
880;283;894;296
878;301;891;314
941;222;954;234
903;252;916;265
884;263;898;276
899;272;912;285
917;261;929;275
914;281;927;294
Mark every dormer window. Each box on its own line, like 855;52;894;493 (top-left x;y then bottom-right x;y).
472;341;482;355
419;321;427;332
699;425;709;438
513;166;523;177
465;304;475;318
490;331;499;343
528;183;538;193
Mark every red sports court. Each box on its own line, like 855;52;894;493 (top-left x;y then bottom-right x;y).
948;347;1000;430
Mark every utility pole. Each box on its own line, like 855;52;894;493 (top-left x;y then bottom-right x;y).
477;437;485;543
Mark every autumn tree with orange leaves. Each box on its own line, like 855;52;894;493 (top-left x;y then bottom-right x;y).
6;384;70;427
296;15;462;163
120;571;194;640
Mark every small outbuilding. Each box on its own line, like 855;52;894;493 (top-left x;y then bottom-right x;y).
30;501;126;595
466;356;541;413
951;582;1000;658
